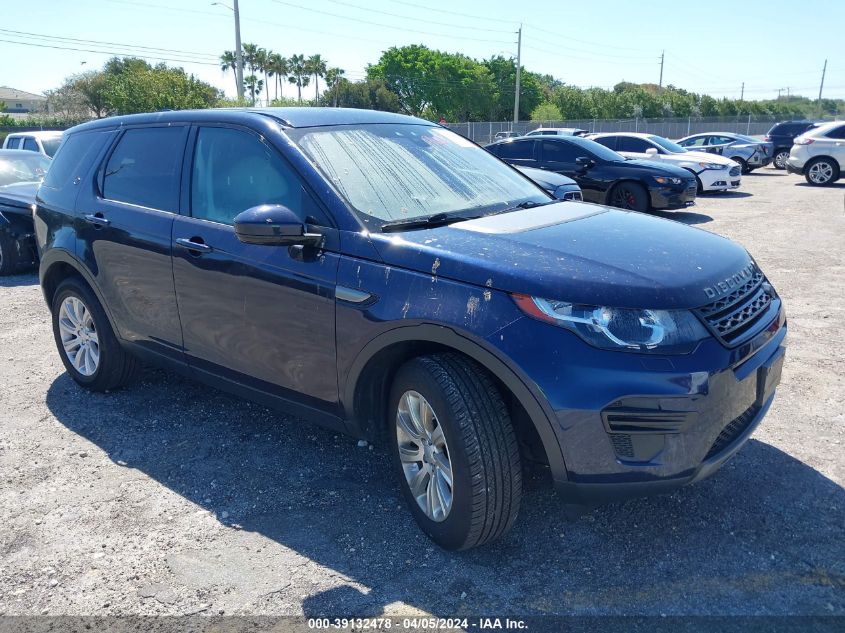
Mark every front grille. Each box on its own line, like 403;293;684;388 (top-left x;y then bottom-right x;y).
696;268;776;346
729;166;741;177
704;404;760;460
562;191;583;201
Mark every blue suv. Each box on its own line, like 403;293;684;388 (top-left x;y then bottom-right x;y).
35;108;787;550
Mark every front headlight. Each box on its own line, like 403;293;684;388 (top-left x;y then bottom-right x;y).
513;295;710;354
698;162;724;170
652;176;683;185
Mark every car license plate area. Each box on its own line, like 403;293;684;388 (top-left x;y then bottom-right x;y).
756;347;785;406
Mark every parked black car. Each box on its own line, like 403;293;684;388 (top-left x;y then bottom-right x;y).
765;121;817;169
486;136;696;211
0;149;50;274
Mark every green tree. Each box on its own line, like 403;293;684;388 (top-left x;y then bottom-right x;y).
324;67;345;107
267;53;288;101
243;74;263;106
530;101;562;121
72;71;112;118
287;54;310;104
219;50;239;96
306;54;327;104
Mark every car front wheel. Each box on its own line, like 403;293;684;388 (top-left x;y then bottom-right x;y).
773;150;790;170
389;354;522;550
609;182;649;212
0;229;18;276
804;158;839;186
51;277;139;391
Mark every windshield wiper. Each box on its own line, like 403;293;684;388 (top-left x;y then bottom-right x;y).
512;199;556;210
380;212;480;233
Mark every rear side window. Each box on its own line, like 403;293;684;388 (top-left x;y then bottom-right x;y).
190;126;326;226
22;137;39;152
825;125;845;139
103;127;186;211
617;137;651;152
682;136;708;147
42;130;109;191
5;136;20;149
494;140;534;160
592;137;616;150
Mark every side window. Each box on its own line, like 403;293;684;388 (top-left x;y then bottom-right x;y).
682;136;708;147
541;140;580;163
493;140;534;160
103;127;185;211
22;137;39;152
592;137;617;151
190;126;324;226
709;136;733;145
5;137;20;149
824;125;845;140
617;137;651;152
43;130;111;191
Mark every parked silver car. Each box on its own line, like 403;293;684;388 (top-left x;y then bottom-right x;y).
675;132;773;173
786;121;845;186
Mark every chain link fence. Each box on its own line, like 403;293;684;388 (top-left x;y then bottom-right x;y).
449;116;791;145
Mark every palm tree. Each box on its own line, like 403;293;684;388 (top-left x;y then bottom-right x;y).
287;54;310;104
267;53;288;102
244;74;263;106
219;50;238;97
306;54;327;104
325;67;345;107
256;48;270;106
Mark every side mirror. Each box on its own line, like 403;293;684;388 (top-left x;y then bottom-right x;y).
575;156;594;168
645;148;659;156
233;204;322;246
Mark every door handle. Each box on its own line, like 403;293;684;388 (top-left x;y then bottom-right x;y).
83;213;110;227
175;237;212;253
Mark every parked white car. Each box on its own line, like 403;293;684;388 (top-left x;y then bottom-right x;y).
2;131;64;158
588;132;741;193
525;127;589;137
786;121;845;186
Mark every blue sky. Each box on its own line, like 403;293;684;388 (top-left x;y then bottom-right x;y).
2;0;843;103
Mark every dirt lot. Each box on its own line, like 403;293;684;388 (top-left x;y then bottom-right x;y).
1;169;843;618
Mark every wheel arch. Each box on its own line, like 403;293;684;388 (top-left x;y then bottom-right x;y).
343;324;569;484
39;250;118;332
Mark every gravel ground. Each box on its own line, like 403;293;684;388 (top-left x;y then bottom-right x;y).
0;169;843;618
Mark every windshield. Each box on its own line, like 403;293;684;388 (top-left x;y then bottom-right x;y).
41;137;62;157
289;124;549;227
0;153;51;186
648;135;688;154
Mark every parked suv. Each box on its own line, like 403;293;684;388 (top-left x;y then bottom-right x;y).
786;121;845;185
36;108;786;550
765;121;817;170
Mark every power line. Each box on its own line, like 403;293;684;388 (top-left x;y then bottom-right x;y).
325;0;514;33
0;37;219;66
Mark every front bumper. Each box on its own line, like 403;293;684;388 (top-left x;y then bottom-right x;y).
488;307;786;505
649;181;697;209
699;167;741;192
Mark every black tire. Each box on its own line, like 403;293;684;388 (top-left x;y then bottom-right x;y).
695;176;704;195
51;277;139;391
773;149;790;170
388;353;522;550
731;157;749;174
804;157;840;186
0;229;18;276
609;181;649;212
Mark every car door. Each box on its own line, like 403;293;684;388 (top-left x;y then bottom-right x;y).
76;124;188;361
823;124;845;163
171;124;340;408
538;139;605;203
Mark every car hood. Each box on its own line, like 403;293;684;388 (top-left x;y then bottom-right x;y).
368;202;751;310
0;181;39;214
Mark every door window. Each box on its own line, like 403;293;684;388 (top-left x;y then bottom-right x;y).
709;136;734;145
102;127;186;211
682;136;708;147
5;137;20;149
190;126;323;226
492;139;534;160
824;125;845;139
591;137;617;151
22;137;39;152
540;140;581;163
617;137;652;152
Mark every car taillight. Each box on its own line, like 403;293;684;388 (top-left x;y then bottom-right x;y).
794;137;814;145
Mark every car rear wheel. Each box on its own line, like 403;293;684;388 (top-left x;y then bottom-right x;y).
731;157;748;173
0;229;18;276
804;158;839;186
609;182;649;212
773;150;790;170
389;353;522;550
52;277;139;391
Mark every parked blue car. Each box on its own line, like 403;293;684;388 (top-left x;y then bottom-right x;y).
35;108;786;550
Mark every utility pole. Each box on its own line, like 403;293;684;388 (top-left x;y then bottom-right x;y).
777;88;784;99
658;50;664;89
740;82;744;101
818;58;827;113
513;24;522;125
234;0;244;101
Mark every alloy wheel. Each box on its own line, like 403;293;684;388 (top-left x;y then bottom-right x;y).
396;390;454;522
58;296;100;376
808;161;834;184
774;151;789;169
613;187;638;209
